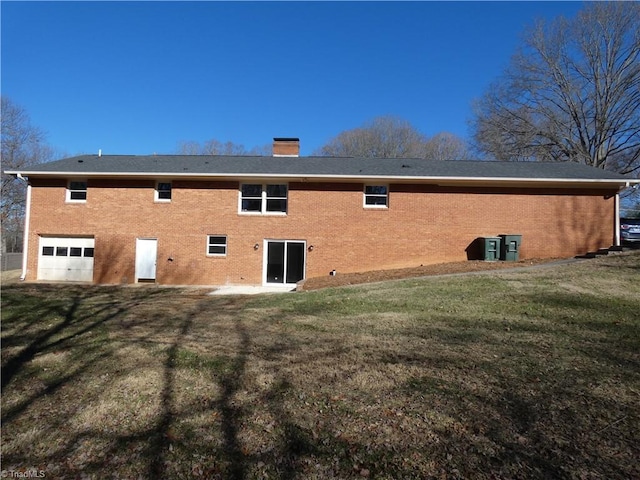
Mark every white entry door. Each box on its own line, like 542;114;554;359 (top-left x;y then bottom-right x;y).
135;238;158;282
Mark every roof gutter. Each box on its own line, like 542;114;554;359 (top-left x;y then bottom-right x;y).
5;170;638;188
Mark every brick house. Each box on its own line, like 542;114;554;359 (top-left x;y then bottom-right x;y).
6;138;638;286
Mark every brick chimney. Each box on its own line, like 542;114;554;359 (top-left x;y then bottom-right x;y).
273;138;300;157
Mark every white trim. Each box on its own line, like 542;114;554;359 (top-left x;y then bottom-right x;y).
8;169;638;188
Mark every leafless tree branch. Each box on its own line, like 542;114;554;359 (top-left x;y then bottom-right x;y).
472;2;640;176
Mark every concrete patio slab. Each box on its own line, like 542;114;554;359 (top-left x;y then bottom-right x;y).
209;285;295;295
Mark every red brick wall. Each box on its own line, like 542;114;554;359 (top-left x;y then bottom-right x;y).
24;178;617;285
272;139;300;156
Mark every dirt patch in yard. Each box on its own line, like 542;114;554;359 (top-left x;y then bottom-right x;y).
299;257;566;290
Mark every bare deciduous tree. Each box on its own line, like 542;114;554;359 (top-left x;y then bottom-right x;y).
423;132;472;161
316;116;470;160
176;139;271;156
316;116;428;158
472;2;640;175
1;97;54;252
175;140;201;155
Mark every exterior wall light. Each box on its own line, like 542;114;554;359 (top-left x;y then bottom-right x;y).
254;243;260;250
308;245;314;252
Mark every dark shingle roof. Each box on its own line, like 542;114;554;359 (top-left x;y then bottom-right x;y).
6;154;636;185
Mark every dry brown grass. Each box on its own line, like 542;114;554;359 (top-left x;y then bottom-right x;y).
1;251;639;479
1;269;21;285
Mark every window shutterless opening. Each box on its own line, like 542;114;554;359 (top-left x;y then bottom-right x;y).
240;183;288;214
67;180;87;202
364;185;388;208
155;182;172;201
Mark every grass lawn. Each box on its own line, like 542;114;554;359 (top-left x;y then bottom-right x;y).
1;252;639;479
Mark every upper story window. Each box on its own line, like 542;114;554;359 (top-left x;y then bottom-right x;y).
155;181;172;202
67;180;87;202
364;185;388;208
240;183;288;214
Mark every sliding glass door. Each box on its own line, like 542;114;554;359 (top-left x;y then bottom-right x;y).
265;240;305;285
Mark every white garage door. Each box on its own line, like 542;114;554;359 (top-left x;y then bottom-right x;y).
38;237;95;282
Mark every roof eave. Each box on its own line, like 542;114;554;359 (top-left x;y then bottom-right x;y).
5;170;636;189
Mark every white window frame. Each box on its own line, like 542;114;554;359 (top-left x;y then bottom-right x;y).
239;183;288;215
66;180;88;203
363;184;389;208
155;181;172;202
206;235;227;256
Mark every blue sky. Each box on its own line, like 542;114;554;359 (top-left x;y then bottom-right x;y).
2;1;585;157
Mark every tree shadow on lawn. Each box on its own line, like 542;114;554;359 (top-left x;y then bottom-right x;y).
395;290;640;480
146;297;254;480
0;285;211;476
2;284;638;479
2;285;304;478
403;364;637;479
139;303;430;480
1;284;166;412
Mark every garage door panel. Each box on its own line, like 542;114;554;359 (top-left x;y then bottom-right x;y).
38;237;95;282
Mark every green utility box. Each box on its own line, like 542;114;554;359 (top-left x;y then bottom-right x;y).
481;237;502;262
499;234;522;261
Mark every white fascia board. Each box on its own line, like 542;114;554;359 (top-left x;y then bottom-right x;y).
6;170;638;188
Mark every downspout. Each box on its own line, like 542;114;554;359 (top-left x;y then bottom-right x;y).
18;174;31;281
614;181;631;247
614;192;621;247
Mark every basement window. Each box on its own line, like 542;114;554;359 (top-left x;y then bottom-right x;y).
364;185;388;208
240;183;288;214
67;180;87;202
155;182;172;202
207;235;227;256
